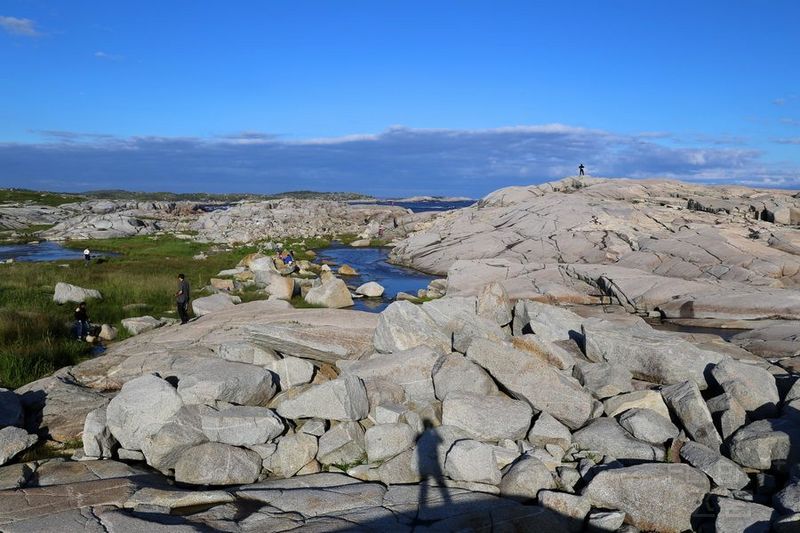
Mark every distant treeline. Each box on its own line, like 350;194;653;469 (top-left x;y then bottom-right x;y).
0;188;374;204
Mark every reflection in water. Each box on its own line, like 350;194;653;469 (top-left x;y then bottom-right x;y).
314;246;435;313
0;242;114;262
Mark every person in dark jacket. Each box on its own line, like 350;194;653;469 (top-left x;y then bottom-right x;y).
175;273;191;325
74;302;89;340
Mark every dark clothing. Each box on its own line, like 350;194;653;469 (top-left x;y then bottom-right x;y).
176;279;190;304
579;164;585;176
176;279;190;324
74;306;89;339
177;302;190;324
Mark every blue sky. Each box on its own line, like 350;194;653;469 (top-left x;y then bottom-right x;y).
1;1;798;197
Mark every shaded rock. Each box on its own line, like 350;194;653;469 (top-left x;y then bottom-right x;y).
728;418;800;470
452;314;510;353
191;293;239;316
215;341;279;365
661;380;722;450
365;423;416;463
174;442;261;485
177;359;276;406
476;281;512;326
714;497;775;533
376;448;422;484
82;406;115;458
445;439;502;485
305;278;354;308
582;318;726;389
53;282;101;304
317;422;366;466
583;463;710;533
527;412;572;451
265;433;318;478
276;375;369;421
31;459;140;487
499;455;556;501
573;418;665;461
0;463;33;490
0;388;23;428
706;393;747;441
574;362;633;399
0;427;37;466
442;391;532;442
466;338;593;429
618;408;679;444
121;315;164;336
538;490;590;533
432;354;498;400
710;359;779;419
373;301;451;354
774;481;800;514
679;441;749;490
339;346;439;402
200;406;284;446
355;281;384;297
106;374;184;451
15;375;108;443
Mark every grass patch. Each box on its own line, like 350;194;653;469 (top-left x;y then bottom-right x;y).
0;236;261;388
0;189;83;206
289;296;325;309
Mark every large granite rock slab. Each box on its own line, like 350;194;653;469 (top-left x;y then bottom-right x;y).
276;376;369;421
466;338;593;429
373;301;451;355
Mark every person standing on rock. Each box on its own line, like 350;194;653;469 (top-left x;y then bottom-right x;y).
579;163;585;176
83;248;91;266
175;273;191;325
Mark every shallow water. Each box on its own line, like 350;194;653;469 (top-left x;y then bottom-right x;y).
0;242;109;262
314;245;435;313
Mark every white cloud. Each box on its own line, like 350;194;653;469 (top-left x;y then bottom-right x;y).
0;16;40;37
94;51;125;61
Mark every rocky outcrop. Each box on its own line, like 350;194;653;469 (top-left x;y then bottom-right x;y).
389;177;800;322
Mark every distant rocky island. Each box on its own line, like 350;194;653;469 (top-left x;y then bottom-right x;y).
1;176;799;531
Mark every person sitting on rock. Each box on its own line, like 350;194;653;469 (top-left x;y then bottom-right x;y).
282;250;294;265
74;302;89;340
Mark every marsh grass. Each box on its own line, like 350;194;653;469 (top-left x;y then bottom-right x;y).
0;236;259;388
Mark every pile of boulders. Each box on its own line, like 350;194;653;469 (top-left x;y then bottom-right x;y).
69;280;800;531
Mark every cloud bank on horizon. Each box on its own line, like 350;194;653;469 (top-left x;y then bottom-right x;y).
2;125;797;197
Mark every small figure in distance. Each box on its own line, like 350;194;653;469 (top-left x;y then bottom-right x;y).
83;248;91;266
175;273;191;325
74;302;89;340
579;163;585;176
283;250;294;265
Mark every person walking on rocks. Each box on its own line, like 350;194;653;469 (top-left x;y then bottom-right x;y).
579;163;585;176
175;273;191;325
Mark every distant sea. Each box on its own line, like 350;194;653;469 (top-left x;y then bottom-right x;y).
352;200;474;213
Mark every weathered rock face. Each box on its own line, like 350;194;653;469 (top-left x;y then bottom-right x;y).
582;318;726;388
466;338;593;429
52;282;101;304
276;376;369;422
572;418;665;462
199;406;284;446
441;392;532;442
373;301;451;355
339;346;440;402
177;359;276;406
0;427;38;466
583;463;710;533
355;281;385;297
174;442;262;485
120;315;165;336
709;359;779;419
106;375;184;451
389;177;800;321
